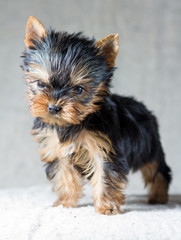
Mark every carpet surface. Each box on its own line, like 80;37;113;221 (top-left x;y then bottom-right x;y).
0;185;181;240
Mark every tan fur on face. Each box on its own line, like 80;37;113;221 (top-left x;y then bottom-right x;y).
25;67;109;126
30;92;70;126
141;162;168;204
61;81;109;126
24;64;50;84
29;93;66;125
30;93;49;117
70;64;92;86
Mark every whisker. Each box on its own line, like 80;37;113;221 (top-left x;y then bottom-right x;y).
73;106;82;114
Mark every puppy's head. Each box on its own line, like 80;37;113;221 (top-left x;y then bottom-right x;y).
22;16;119;126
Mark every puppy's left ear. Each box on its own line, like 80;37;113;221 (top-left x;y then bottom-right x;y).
25;16;46;48
95;34;119;67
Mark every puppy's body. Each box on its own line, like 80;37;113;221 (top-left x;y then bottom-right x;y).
22;16;171;214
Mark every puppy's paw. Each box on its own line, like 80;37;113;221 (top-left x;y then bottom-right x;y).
53;199;77;208
95;205;121;215
148;194;168;204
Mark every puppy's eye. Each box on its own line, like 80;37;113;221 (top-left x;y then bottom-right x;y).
37;80;47;89
76;86;84;95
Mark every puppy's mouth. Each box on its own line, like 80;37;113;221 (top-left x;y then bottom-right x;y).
42;111;68;126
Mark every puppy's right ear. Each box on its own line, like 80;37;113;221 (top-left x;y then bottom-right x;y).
95;34;119;68
25;16;46;48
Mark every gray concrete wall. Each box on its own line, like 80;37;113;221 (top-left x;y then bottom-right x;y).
0;0;180;194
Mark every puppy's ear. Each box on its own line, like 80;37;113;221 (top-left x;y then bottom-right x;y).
95;34;119;67
25;16;46;48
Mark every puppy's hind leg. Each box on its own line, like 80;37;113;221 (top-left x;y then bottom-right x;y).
141;150;171;204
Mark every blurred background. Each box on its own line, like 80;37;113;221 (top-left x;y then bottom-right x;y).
0;0;180;194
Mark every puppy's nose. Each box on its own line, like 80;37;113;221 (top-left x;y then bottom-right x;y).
48;104;61;114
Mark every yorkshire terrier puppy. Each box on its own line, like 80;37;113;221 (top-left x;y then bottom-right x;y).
22;16;171;215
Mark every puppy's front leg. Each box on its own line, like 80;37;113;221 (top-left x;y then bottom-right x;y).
90;153;128;215
46;157;84;208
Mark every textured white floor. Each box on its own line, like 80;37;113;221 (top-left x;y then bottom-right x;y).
0;185;181;240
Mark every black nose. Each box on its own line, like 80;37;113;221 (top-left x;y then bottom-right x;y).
48;104;61;114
